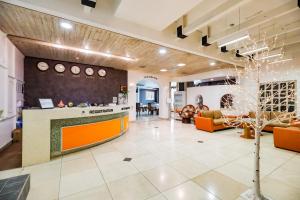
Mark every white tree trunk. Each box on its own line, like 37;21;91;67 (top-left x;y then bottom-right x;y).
253;126;262;199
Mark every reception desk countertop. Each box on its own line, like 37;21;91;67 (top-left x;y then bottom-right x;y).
22;105;130;167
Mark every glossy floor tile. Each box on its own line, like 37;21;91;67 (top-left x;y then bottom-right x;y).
1;119;299;200
142;165;188;192
193;170;248;200
107;173;159;200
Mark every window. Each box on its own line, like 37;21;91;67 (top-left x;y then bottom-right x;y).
145;91;155;100
220;94;233;109
259;80;296;112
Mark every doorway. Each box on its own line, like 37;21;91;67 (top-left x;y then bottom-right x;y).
136;79;160;121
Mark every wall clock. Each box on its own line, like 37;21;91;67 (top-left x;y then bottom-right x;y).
37;62;49;71
71;66;81;75
98;69;106;77
85;67;94;76
54;64;65;73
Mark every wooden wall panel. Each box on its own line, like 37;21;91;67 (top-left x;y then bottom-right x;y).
24;57;127;107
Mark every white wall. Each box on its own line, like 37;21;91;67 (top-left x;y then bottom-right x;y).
0;31;24;149
127;70;170;121
187;85;239;110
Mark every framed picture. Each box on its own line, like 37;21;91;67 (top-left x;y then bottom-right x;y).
120;85;127;93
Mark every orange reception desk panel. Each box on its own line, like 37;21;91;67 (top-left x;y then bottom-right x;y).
62;117;126;152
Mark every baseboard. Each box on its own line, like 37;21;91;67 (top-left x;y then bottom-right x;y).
0;140;12;153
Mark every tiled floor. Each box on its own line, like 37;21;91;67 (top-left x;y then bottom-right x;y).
1;119;300;200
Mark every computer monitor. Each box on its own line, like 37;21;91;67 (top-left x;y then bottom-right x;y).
39;98;54;109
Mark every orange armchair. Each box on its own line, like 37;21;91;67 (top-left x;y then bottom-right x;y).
273;127;300;152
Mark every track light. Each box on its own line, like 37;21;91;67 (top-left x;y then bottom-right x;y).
218;31;250;48
255;49;282;60
239;43;269;56
269;58;293;64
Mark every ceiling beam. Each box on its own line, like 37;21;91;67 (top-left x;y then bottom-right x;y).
183;0;251;36
226;20;300;50
208;0;300;44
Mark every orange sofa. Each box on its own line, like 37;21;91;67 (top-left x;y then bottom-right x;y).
194;110;234;132
273;127;300;152
248;111;293;132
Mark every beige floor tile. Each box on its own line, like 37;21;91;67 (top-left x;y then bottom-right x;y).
59;157;105;198
142;165;188;192
62;149;92;162
132;153;164;171
93;151;125;167
261;177;300;200
146;194;167;200
193;170;248;200
107;173;159;200
100;160;139;182
0;168;22;179
167;158;210;178
26;178;60;200
269;167;300;189
163;181;218;200
60;185;112;200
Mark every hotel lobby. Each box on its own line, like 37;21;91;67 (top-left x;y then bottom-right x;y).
0;0;300;200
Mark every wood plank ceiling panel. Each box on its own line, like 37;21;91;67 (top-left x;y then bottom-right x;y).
0;2;233;76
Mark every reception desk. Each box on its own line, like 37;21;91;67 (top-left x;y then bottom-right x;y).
22;105;130;167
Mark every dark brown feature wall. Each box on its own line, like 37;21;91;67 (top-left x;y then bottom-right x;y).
24;57;127;107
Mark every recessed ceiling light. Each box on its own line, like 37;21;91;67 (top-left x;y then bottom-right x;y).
177;63;186;67
60;22;73;29
210;78;214;81
159;48;167;55
84;45;89;50
209;61;216;66
160;69;168;72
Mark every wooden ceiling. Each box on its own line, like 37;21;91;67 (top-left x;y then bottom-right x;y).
0;2;233;76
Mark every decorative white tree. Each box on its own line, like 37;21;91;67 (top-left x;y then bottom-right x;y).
221;35;296;200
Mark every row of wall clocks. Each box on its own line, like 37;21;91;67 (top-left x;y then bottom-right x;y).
37;62;107;77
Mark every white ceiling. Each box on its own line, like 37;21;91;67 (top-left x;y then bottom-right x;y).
115;0;204;31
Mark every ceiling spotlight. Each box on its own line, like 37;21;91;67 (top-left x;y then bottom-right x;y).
84;45;89;50
160;69;168;72
60;22;73;29
159;48;167;55
52;43;63;48
177;63;186;67
210;78;214;81
209;61;217;66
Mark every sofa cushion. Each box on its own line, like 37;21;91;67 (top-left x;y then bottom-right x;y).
249;111;256;119
201;111;214;119
213;119;225;125
268;123;290;128
261;112;271;120
213;110;223;119
270;112;282;120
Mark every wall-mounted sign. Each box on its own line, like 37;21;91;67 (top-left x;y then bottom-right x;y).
144;75;158;80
